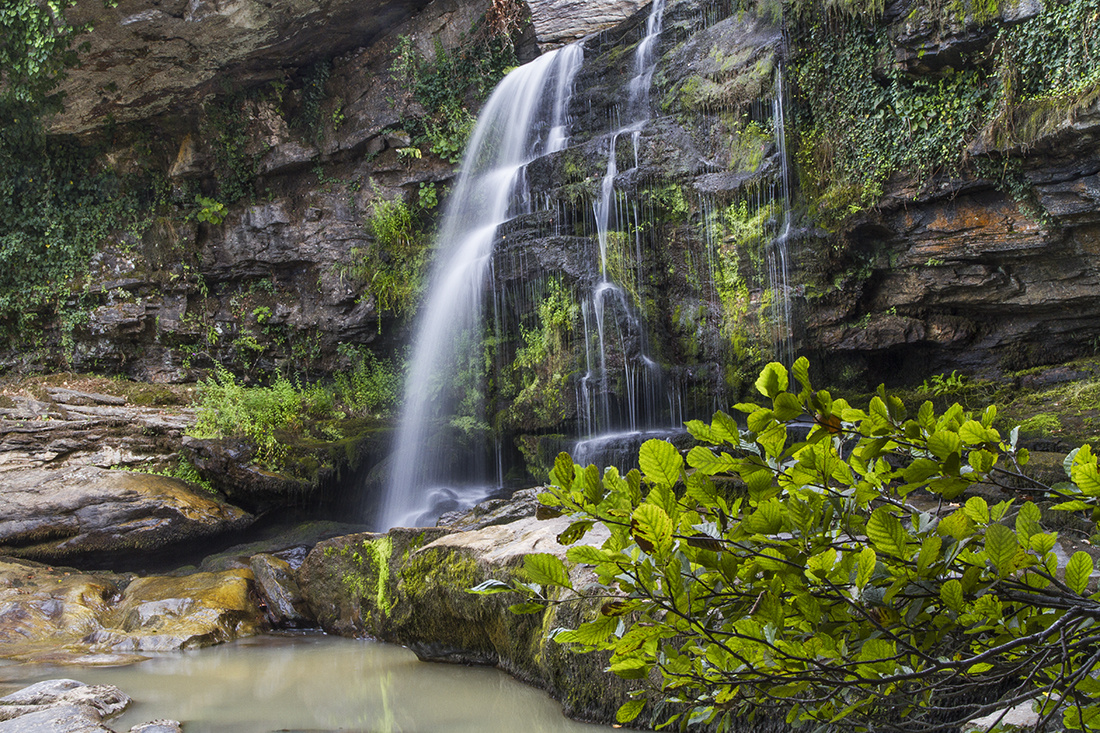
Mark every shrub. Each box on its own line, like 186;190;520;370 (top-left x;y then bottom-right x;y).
477;358;1100;732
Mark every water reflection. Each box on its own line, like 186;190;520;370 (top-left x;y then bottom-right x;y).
0;634;614;733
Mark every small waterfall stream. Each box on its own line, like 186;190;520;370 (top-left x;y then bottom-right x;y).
573;0;678;469
379;45;584;529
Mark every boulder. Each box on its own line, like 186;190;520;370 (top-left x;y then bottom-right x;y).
0;466;252;563
0;560;263;660
0;679;129;733
296;517;633;722
250;553;312;627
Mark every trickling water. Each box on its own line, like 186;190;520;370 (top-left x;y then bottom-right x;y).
765;64;795;367
576;0;677;445
379;45;584;530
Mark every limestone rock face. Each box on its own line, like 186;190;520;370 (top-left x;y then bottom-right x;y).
525;0;648;48
0;466;252;563
53;0;437;133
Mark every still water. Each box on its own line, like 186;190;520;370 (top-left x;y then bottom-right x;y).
0;633;615;733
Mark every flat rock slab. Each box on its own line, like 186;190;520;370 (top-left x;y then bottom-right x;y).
0;466;252;562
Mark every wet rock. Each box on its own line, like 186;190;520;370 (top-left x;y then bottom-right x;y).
296;517;628;722
129;723;182;733
52;0;441;134
436;488;540;531
90;570;263;652
0;679;129;733
0;466;253;563
0;560;263;660
250;553;312;627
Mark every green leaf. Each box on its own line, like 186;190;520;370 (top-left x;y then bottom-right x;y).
985;523;1018;577
866;507;910;559
1065;551;1094;594
524;553;573;589
773;391;803;421
509;602;545;614
755;362;789;399
632;503;674;557
554;613;619;645
1016;501;1041;542
557;520;594;546
963;497;989;524
687;446;737;475
567;544;610;565
582;464;601;504
959;420;997;445
941;579;964;611
617;700;645;724
608;657;650;679
711;411;741;444
856;546;876;589
550;452;575;489
927;430;961;461
639;439;683;489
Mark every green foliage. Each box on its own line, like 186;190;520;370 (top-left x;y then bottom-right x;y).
0;0;88;111
504;277;579;429
188;366;326;463
195;195;226;225
113;457;215;494
481;358;1100;731
201;95;259;204
345;185;430;325
390;22;517;162
296;60;332;145
791;0;1100;228
332;345;401;415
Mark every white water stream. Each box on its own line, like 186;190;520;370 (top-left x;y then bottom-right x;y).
380;45;584;529
576;0;678;455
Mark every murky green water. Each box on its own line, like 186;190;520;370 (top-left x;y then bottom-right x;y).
0;633;615;733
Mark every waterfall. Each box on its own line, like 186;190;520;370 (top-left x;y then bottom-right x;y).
573;0;676;469
766;64;794;367
378;45;584;530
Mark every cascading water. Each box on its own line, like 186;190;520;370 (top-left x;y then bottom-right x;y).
573;0;677;470
766;64;795;367
378;45;584;530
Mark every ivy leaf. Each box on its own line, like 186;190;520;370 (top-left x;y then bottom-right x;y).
524;552;572;589
1065;551;1094;595
639;439;682;490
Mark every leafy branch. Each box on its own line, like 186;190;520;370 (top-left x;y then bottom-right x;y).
473;357;1100;732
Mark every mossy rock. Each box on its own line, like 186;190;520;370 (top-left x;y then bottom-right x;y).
295;517;633;723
